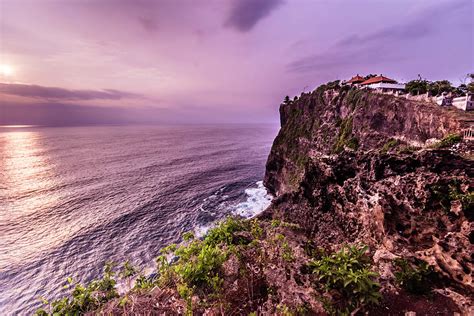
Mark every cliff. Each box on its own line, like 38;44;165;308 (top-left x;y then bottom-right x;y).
36;85;474;316
263;85;474;313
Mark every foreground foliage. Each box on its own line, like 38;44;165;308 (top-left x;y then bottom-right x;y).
35;263;119;315
310;245;381;315
36;217;256;315
393;258;434;294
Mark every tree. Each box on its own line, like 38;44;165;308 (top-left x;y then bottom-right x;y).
364;74;377;80
284;95;290;104
428;80;453;96
293;96;298;101
453;84;467;96
405;79;429;96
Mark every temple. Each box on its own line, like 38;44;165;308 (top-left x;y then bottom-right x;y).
360;75;405;94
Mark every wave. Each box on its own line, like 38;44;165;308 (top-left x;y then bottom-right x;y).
232;181;272;218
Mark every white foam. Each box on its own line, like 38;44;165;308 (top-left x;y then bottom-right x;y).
194;223;213;238
232;181;272;218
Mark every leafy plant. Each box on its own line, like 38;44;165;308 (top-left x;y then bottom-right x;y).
432;133;462;149
152;217;251;313
381;138;399;154
310;245;381;314
36;262;119;315
393;258;434;294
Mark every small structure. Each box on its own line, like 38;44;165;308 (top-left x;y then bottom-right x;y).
345;74;366;86
360;75;405;94
452;93;474;111
434;92;473;111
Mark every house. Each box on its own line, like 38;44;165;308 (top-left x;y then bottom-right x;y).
360;75;405;94
345;75;366;86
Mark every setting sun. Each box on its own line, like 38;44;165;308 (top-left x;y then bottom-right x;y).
0;64;14;77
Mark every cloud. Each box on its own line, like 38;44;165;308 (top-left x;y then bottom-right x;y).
287;0;471;73
138;16;159;33
0;83;141;101
225;0;283;32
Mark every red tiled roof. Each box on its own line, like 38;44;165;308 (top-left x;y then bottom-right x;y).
347;75;365;83
360;75;397;85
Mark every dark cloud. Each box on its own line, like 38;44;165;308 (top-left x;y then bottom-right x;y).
0;102;162;126
138;16;159;33
225;0;283;32
0;83;141;101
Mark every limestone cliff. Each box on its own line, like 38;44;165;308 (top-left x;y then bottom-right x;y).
263;84;474;313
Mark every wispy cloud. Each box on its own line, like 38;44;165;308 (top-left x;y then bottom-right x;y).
224;0;283;32
287;0;472;73
0;83;141;101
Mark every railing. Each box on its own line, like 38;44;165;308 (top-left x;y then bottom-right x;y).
464;128;474;141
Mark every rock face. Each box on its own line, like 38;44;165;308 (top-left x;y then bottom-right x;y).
265;87;468;196
263;86;474;312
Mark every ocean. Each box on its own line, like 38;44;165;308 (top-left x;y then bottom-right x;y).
0;124;278;315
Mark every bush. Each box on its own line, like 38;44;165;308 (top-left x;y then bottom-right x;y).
310;245;381;314
406;79;429;95
36;262;119;315
432;133;462;149
393;258;434;294
153;217;252;313
381;139;399;153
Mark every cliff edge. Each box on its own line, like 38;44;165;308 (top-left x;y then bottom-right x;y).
36;84;474;316
263;84;474;313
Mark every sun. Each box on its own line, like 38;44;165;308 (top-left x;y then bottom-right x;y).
0;64;14;77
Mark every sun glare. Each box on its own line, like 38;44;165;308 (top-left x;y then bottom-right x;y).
0;64;14;77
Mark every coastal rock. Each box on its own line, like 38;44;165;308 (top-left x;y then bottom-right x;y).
263;86;474;313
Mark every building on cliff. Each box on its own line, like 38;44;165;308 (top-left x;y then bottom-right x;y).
360;75;406;95
345;74;366;87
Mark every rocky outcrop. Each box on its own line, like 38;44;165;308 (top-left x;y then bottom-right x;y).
263;85;474;313
265;87;469;196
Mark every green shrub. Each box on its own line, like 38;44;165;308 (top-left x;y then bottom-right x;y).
381;139;399;154
333;117;356;153
154;217;251;313
310;245;381;314
204;217;247;247
36;262;119;315
432;133;462;149
250;219;264;239
393;258;434;294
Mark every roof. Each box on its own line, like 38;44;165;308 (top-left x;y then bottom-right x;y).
347;75;365;83
361;75;397;85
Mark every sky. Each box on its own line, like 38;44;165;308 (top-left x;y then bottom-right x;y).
0;0;473;125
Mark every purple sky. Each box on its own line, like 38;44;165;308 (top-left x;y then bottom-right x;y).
0;0;473;125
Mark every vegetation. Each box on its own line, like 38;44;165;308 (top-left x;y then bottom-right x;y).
381;138;399;154
393;258;434;294
431;133;462;149
429;179;473;214
36;217;254;315
310;245;381;314
35;262;121;315
333;116;359;153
